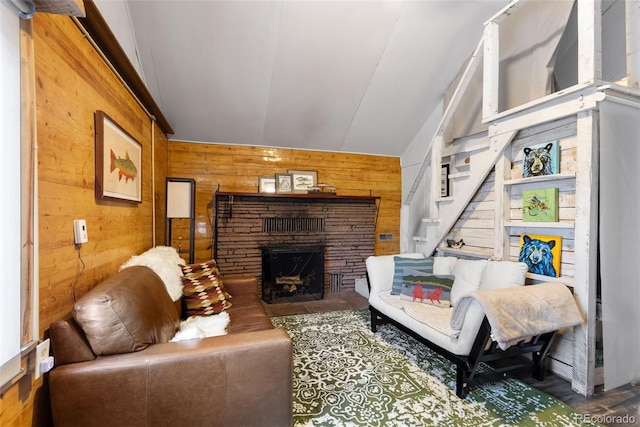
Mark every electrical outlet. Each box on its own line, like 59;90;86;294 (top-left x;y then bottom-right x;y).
35;338;53;379
378;233;394;241
74;219;88;244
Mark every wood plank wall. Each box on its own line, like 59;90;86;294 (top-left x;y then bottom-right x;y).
167;142;401;262
0;14;168;427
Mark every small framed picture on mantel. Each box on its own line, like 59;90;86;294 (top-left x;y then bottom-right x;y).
258;176;276;193
288;170;317;193
275;173;293;193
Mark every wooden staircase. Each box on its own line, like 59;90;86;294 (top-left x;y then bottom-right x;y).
410;131;516;257
404;35;517;256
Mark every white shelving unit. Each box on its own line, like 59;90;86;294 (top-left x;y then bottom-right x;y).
503;173;575;187
525;272;574;285
405;0;640;397
436;247;493;259
503;221;575;229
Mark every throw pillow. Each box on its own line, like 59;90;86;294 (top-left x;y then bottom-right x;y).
182;259;232;300
433;256;458;275
181;260;232;316
450;259;488;306
181;258;218;274
391;256;434;295
480;260;528;290
399;275;455;308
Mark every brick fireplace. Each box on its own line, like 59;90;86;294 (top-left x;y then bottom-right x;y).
213;192;378;298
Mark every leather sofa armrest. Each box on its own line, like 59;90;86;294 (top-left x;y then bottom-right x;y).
50;318;96;365
49;328;293;427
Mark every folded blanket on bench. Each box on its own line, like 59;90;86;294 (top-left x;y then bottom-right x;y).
451;282;583;350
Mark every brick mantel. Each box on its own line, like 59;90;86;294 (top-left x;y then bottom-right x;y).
213;192;379;296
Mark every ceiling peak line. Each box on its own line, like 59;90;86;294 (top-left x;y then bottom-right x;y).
337;1;406;152
123;0;147;86
260;0;285;147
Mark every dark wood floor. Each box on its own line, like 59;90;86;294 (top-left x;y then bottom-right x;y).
264;291;640;427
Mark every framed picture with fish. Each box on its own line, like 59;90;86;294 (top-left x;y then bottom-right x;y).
287;170;317;193
95;111;142;203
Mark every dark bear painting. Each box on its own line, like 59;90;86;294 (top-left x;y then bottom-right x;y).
522;140;560;178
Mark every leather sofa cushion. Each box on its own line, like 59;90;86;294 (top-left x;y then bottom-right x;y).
73;266;180;356
223;274;275;333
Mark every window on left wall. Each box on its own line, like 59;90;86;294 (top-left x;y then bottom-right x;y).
0;0;36;389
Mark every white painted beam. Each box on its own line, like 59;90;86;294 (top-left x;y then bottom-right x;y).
430;134;443;224
489;85;602;138
627;0;640;88
577;0;602;84
493;151;511;260
483;21;499;120
571;109;599;397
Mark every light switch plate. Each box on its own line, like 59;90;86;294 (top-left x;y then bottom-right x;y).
34;338;51;379
73;219;88;244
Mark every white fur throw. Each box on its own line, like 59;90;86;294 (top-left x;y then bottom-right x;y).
119;246;186;301
170;312;230;342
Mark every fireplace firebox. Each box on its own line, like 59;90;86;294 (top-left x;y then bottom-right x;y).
262;246;324;304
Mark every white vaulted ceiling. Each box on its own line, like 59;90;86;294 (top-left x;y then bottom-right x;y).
95;0;511;156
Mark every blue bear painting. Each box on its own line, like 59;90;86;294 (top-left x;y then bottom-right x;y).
518;234;558;277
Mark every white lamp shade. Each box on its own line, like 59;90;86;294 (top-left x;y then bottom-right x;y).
166;181;192;218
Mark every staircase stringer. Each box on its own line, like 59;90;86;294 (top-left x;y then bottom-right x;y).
421;130;517;256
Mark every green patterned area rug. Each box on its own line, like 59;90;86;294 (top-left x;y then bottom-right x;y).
271;309;600;427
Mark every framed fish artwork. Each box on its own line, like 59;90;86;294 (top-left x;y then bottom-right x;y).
95;111;142;203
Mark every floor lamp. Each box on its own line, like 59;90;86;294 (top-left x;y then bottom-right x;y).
165;177;196;264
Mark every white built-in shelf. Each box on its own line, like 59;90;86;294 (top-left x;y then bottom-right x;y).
504;220;575;229
449;171;471;179
436;196;454;203
503;173;576;187
421;218;440;224
436;247;493;259
525;272;574;286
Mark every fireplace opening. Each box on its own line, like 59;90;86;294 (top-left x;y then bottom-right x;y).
262;246;324;304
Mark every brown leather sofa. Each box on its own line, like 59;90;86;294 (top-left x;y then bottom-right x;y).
48;266;293;427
